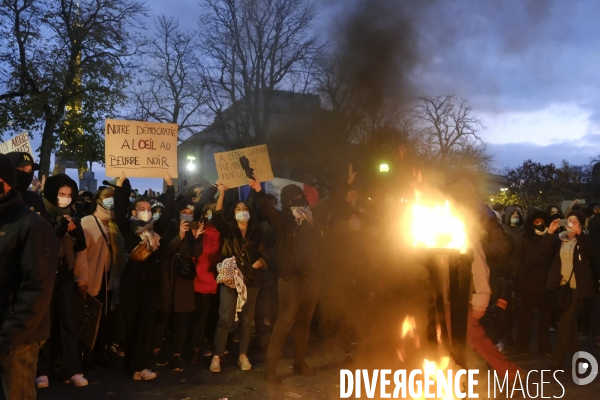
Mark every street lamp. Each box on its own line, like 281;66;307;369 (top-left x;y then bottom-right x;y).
187;156;196;172
379;163;390;173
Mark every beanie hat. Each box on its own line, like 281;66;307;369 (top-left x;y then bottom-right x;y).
43;173;78;206
176;198;195;214
0;153;17;189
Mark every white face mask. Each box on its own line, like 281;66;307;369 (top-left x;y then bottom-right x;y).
57;197;72;208
235;211;250;222
136;210;152;222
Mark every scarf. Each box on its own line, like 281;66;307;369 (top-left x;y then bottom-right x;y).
94;206;126;297
216;257;247;321
290;205;313;226
130;216;161;252
559;230;578;242
534;227;548;236
43;196;76;271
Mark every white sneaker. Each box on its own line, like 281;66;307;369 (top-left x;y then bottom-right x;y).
64;374;88;387
238;354;252;371
35;375;49;389
133;369;157;381
210;355;221;373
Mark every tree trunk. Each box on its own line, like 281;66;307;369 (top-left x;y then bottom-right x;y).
39;118;57;177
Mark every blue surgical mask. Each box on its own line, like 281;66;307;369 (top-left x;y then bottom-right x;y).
510;217;519;225
235;211;250;222
102;198;114;210
180;214;194;222
153;212;161;221
130;197;135;203
206;213;213;221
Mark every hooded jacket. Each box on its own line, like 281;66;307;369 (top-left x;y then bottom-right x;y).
0;190;59;360
503;206;523;244
253;187;321;281
510;210;553;294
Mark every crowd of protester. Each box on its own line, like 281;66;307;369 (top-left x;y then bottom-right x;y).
1;150;599;399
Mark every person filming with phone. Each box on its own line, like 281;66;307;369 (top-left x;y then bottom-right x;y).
542;211;597;370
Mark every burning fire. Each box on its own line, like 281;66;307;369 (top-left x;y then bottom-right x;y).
398;315;457;399
409;192;468;253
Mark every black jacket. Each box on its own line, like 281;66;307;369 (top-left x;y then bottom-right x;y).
253;190;320;281
211;209;268;287
114;185;175;282
157;219;203;313
510;233;553;294
540;232;597;297
0;190;59;360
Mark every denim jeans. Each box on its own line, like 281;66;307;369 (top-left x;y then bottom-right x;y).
213;285;259;356
1;341;44;400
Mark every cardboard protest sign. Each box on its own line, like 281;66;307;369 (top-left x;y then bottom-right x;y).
214;144;274;188
265;178;303;210
0;131;33;155
105;119;178;178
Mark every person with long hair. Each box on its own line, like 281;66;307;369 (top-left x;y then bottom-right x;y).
209;182;269;373
79;186;126;364
190;202;221;364
113;172;175;381
542;211;597;369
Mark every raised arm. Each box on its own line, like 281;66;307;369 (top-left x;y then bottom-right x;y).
249;176;284;231
114;172;131;233
154;173;175;235
194;184;218;220
211;182;232;236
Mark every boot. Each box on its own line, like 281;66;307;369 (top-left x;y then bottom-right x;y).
264;358;281;385
293;359;315;377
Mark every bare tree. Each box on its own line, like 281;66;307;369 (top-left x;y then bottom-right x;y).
0;0;147;176
199;0;323;149
413;95;492;171
130;16;208;141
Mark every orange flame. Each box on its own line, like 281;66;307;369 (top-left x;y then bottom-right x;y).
409;191;468;253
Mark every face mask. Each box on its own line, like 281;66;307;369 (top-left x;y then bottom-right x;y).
130;197;136;203
550;208;559;215
349;217;361;231
102;198;114;210
235;211;250;222
206;213;213;221
534;224;546;232
57;197;72;208
15;170;34;191
136;210;152;222
510;217;519;225
180;213;194;222
153;212;161;221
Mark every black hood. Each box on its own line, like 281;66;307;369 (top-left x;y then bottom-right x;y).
43;173;78;206
523;210;549;237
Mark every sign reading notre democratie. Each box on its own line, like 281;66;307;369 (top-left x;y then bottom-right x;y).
0;131;33;154
105;119;178;178
214;144;274;188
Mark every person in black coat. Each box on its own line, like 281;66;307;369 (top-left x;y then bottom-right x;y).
0;155;59;400
5;152;48;219
113;172;175;381
209;182;269;374
249;176;322;385
151;198;205;372
510;210;554;355
542;210;597;368
36;173;90;388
